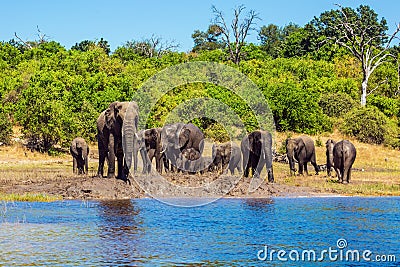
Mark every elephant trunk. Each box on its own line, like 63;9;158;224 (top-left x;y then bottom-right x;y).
287;150;296;174
122;106;137;174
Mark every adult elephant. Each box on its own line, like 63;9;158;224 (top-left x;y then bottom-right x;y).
241;130;274;182
70;137;89;175
97;101;139;181
136;127;163;174
329;140;356;184
286;136;319;176
161;123;204;172
211;142;242;175
178;123;204;156
161;123;185;172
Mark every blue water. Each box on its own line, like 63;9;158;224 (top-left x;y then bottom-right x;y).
0;197;399;266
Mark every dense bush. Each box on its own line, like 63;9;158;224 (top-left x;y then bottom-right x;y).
0;39;399;152
340;106;388;144
367;94;399;118
262;80;332;134
319;92;357;117
0;109;12;145
383;119;400;148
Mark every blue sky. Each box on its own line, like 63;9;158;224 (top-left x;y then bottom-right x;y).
1;0;398;52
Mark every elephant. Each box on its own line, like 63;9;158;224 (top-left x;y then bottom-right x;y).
70;137;89;175
178;123;205;156
241;130;274;182
286;136;319;176
161;123;204;172
161;123;185;172
328;140;357;183
135;127;163;174
325;139;336;177
177;148;211;174
211;142;242;175
97;101;139;181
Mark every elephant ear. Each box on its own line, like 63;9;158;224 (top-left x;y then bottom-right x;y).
105;102;118;129
296;138;306;153
182;128;190;139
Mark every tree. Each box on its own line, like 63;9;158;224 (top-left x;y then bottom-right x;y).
259;23;301;58
192;24;225;52
119;35;179;58
71;38;110;54
314;5;400;106
258;24;282;58
212;5;259;64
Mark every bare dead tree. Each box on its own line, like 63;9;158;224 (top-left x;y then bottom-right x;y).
14;32;33;49
212;5;259;65
132;35;179;58
14;26;49;50
36;26;49;44
328;4;400;106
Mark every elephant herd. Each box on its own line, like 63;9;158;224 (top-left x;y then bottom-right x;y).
69;101;357;184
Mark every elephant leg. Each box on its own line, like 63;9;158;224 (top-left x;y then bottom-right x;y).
237;158;242;173
243;165;250;177
163;156;170;173
267;166;274;183
298;163;304;176
155;153;163;174
73;157;77;174
346;167;352;183
84;156;88;175
311;161;319;175
139;149;147;174
342;167;350;184
98;152;106;178
116;154;124;180
334;167;342;183
304;163;309;176
107;136;116;178
148;149;156;173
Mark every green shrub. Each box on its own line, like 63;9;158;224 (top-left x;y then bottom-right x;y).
263;80;332;134
383;119;400;148
340;106;388;144
204;123;230;143
319;92;357;118
0;109;12;145
367;94;399;118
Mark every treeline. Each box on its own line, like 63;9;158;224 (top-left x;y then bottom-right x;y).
0;4;399;152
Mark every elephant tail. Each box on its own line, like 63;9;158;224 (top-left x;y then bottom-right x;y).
341;142;346;174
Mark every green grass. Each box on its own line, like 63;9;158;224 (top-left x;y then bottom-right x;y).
0;192;62;202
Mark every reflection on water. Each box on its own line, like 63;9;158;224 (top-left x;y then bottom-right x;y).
0;197;399;266
96;200;144;265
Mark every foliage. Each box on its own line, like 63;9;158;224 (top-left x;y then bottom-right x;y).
384;118;400;148
1;4;400;152
71;38;111;54
319;92;357;117
192;24;225;52
340;106;388;144
367;94;399;118
262;79;332;134
0;108;12;145
203;123;230;143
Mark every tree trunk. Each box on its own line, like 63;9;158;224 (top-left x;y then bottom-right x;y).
361;70;370;107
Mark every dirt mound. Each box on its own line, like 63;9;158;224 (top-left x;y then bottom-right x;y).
0;170;327;200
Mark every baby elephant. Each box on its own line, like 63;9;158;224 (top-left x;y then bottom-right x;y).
211;142;242;175
326;139;356;183
70;137;89;175
177;148;209;174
